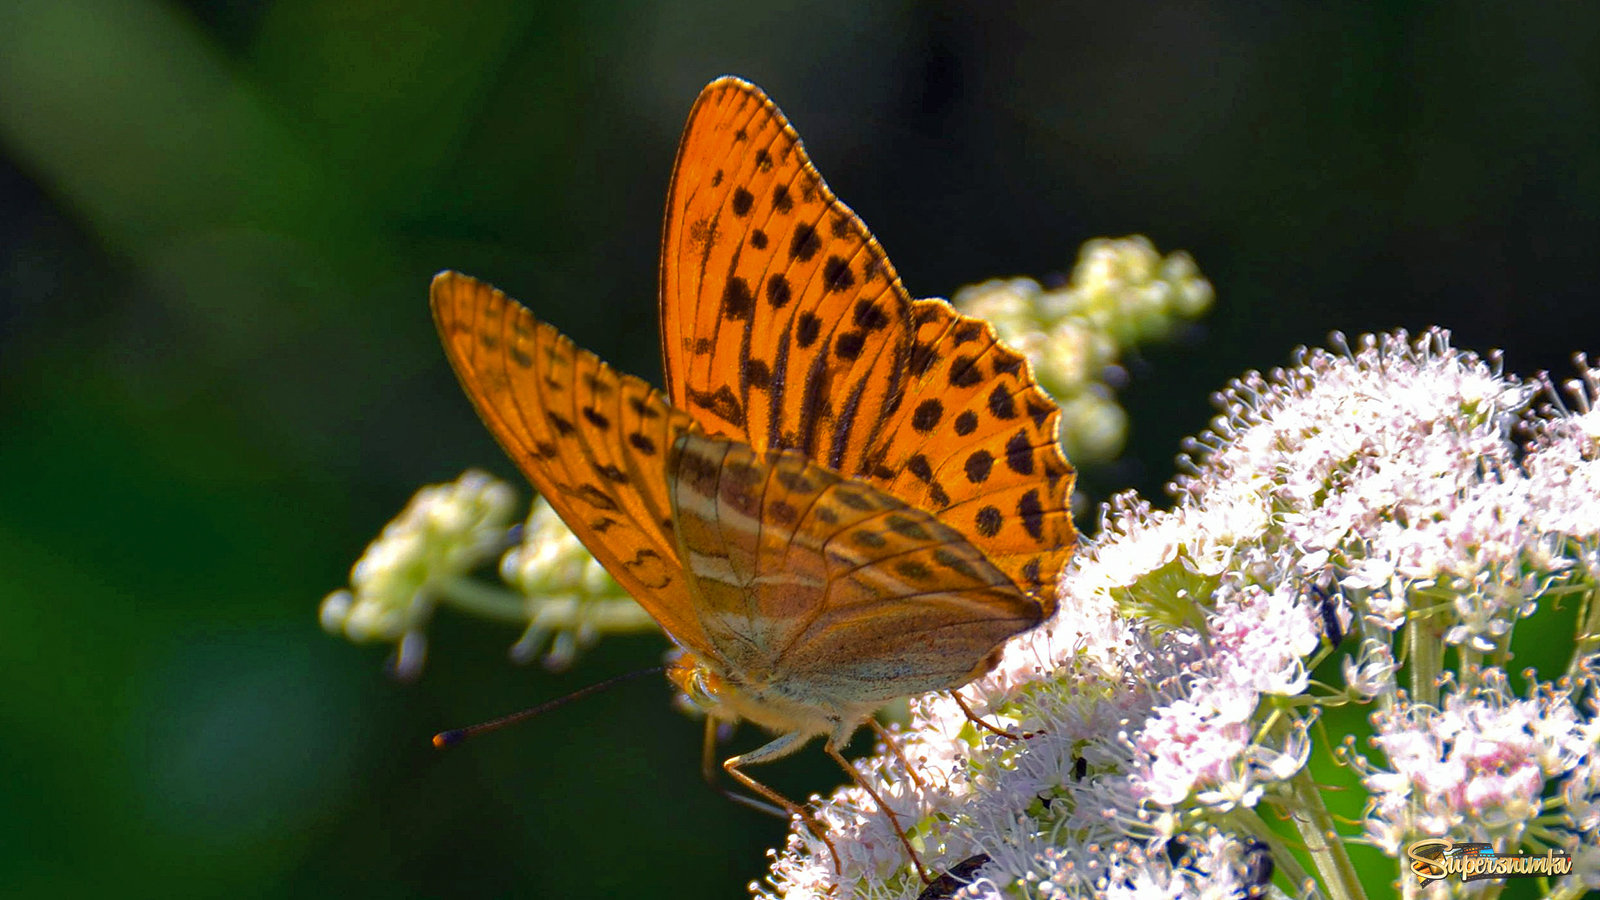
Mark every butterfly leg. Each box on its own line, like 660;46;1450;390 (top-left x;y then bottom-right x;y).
699;717;786;817
823;728;932;884
950;688;1039;740
722;731;842;875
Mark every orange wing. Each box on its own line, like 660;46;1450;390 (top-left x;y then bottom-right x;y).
430;272;715;656
659;76;916;476
668;433;1043;705
659;77;1077;599
860;299;1078;599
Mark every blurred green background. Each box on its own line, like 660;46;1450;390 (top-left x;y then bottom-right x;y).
3;1;1598;897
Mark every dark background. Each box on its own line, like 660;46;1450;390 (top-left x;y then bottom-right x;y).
2;1;1595;897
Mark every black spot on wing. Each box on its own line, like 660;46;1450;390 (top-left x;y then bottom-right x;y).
743;358;772;390
886;514;930;540
894;559;932;581
822;255;854;292
766;274;791;308
686;385;745;429
1005;430;1035;475
853;299;889;331
790;223;821;261
723;276;755;319
775;469;817;493
796;312;821;347
1018;489;1044;540
949;355;983;388
851;529;887;548
835;488;875;511
993;348;1025;377
988;385;1017;419
933;547;979;579
908;342;939;376
964;450;993;483
594;463;629;483
1027;398;1055;428
629;396;661;419
907;454;933;483
912;399;943;433
1021;557;1043;591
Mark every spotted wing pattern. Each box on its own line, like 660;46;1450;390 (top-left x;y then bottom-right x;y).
659;79;1076;599
862;299;1077;599
659;76;916;477
430;271;715;654
668;434;1045;705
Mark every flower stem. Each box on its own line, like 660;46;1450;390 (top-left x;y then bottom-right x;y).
434;575;532;623
1282;760;1368;900
1406;597;1443;707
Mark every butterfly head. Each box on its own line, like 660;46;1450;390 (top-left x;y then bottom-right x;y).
665;646;871;739
666;646;732;721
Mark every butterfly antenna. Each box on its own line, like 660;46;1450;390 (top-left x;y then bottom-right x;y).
432;665;665;748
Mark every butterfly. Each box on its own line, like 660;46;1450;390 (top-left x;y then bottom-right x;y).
431;76;1076;877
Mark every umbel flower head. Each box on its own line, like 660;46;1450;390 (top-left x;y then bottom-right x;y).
319;471;517;678
759;330;1600;900
320;475;656;677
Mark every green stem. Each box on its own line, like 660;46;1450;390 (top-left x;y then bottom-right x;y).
1407;597;1442;707
1282;759;1368;900
1564;573;1599;685
434;575;533;623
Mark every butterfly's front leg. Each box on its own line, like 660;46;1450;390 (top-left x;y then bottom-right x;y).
721;730;842;874
698;716;784;817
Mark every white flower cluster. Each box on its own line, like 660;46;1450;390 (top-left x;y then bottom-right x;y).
500;496;657;669
954;236;1214;464
320;473;655;676
320;470;517;678
759;330;1600;900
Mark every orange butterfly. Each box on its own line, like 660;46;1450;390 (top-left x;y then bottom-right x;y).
431;76;1076;877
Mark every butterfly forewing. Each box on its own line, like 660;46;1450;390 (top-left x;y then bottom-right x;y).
660;77;916;476
430;272;715;654
661;80;1076;602
669;434;1043;706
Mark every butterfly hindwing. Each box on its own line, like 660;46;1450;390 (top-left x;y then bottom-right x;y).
668;433;1044;706
431;271;715;655
660;76;917;478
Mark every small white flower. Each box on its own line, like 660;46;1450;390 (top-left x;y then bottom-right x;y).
319;470;516;676
501;496;657;670
754;330;1600;899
